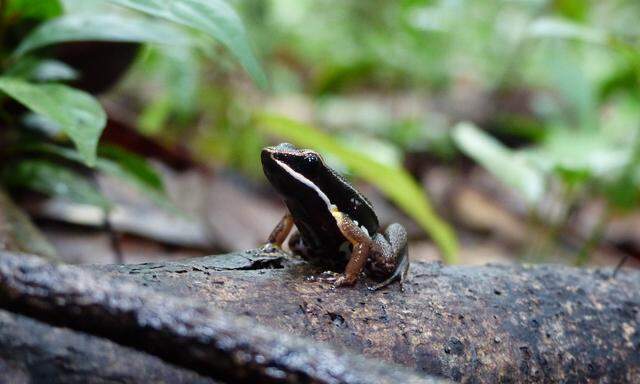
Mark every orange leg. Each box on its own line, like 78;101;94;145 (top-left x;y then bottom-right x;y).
331;209;409;289
267;213;294;247
331;210;376;287
335;242;369;286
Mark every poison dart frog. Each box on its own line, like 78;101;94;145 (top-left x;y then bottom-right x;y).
261;143;409;290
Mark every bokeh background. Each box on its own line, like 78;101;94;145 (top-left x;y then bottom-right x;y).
1;0;640;269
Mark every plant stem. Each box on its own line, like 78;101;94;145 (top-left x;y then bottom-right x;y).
89;173;124;263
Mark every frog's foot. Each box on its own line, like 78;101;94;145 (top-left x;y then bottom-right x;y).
259;242;285;255
367;259;408;291
367;253;409;291
334;274;358;287
311;271;341;284
309;271;358;287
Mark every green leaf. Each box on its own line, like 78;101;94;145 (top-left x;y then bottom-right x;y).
98;145;164;192
0;77;106;166
530;130;630;179
14;13;196;56
138;97;172;134
452;122;545;205
94;155;175;212
526;17;607;45
604;176;639;211
104;0;267;88
5;58;79;82
258;114;459;264
1;160;109;208
6;0;63;20
0;188;58;259
18;144;172;210
136;46;201;133
150;46;200;116
545;45;597;130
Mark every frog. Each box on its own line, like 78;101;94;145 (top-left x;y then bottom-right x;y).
261;143;409;290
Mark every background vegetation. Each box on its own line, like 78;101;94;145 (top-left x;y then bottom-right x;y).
2;0;640;266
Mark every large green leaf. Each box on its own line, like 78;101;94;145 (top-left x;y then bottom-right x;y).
258;114;459;264
1;160;109;208
14;13;196;56
104;0;267;88
0;77;106;166
452;122;545;205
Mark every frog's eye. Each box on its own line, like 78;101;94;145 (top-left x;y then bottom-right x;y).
305;153;321;165
295;152;321;174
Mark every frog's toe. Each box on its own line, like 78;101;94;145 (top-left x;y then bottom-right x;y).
260;243;283;254
367;273;401;291
319;271;339;280
334;274;358;287
312;271;341;284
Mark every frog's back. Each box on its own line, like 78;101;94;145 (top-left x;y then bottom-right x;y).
318;166;379;234
282;165;379;267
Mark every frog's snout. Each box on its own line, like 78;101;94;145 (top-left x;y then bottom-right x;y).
263;142;297;154
261;147;274;165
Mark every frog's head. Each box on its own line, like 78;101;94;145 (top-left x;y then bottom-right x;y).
262;142;380;234
261;143;330;206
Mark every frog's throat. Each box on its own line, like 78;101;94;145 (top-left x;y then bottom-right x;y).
272;156;335;211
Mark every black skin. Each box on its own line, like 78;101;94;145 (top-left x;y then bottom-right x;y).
262;143;409;289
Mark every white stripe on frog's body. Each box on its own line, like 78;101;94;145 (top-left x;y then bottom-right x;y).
272;155;335;211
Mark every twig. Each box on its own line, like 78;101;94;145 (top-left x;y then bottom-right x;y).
103;207;124;263
612;254;630;278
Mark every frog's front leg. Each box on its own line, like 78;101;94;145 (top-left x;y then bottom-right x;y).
263;213;293;252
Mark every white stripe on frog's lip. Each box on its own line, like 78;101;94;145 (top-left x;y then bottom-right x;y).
271;155;334;210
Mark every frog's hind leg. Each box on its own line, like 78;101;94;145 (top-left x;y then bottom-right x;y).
367;223;409;291
329;210;373;287
330;210;409;289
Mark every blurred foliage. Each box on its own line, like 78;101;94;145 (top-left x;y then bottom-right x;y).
0;0;264;211
3;0;640;264
244;0;638;263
